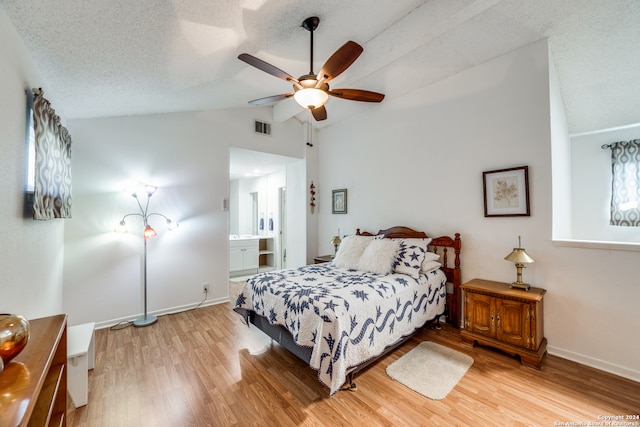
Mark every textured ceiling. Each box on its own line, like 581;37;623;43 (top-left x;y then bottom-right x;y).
2;0;639;133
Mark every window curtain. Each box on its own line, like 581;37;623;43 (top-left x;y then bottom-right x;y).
32;88;72;220
609;139;640;226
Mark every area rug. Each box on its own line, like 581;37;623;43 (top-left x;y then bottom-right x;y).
386;341;473;400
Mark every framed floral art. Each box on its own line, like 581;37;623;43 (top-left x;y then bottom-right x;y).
332;189;347;214
483;166;530;217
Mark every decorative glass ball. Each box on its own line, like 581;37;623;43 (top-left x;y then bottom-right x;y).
0;314;30;365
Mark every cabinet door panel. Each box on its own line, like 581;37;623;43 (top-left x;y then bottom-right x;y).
243;246;259;270
229;248;244;271
468;293;494;337
496;299;529;348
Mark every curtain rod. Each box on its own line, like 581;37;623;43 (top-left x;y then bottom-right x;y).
601;144;612;149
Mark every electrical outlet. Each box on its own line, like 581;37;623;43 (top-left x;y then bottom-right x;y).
202;283;209;293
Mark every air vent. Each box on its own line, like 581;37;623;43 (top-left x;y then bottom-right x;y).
254;120;271;135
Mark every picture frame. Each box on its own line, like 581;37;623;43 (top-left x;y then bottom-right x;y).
483;166;530;217
332;189;347;214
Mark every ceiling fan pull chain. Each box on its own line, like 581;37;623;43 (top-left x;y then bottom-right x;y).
306;113;313;147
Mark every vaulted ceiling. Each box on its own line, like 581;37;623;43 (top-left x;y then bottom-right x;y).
2;0;638;133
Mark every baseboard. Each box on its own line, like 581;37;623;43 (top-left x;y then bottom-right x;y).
94;296;228;330
547;345;640;383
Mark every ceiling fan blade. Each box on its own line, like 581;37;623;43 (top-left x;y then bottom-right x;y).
311;105;327;121
318;41;363;82
329;89;385;103
248;93;293;106
238;53;299;84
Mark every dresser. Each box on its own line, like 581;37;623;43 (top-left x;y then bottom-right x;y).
460;279;547;368
0;314;68;426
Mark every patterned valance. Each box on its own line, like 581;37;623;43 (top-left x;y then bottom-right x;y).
32;88;72;220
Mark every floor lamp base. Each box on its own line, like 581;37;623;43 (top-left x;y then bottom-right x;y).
133;314;158;327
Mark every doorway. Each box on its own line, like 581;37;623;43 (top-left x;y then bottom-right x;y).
279;187;286;269
229;147;304;277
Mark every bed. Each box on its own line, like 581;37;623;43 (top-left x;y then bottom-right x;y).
233;226;461;395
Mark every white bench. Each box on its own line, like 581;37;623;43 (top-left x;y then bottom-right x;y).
67;322;95;408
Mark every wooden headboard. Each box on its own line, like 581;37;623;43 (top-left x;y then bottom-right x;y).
356;226;462;327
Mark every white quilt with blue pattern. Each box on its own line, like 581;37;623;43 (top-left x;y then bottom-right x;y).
233;263;447;395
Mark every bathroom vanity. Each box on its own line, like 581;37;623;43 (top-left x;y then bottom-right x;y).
229;236;275;277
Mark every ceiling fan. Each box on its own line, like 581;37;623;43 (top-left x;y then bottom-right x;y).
238;16;385;121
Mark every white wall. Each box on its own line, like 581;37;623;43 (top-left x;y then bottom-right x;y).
286;156;309;268
0;8;65;319
63;108;304;327
316;40;640;382
229;178;240;234
549;51;572;240
304;122;320;265
571;124;640;243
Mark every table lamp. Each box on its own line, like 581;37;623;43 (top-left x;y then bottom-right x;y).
504;236;535;291
330;235;342;256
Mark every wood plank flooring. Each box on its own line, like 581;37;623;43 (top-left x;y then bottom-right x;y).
67;302;640;426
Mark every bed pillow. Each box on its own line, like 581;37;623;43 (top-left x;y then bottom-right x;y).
421;260;442;274
421;252;441;273
358;238;400;275
332;235;374;269
393;238;432;278
423;251;440;262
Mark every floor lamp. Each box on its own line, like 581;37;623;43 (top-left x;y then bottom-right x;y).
117;184;177;327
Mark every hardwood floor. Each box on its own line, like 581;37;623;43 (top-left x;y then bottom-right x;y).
67;302;640;427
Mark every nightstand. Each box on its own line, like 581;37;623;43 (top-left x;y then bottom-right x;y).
313;255;334;264
460;278;547;369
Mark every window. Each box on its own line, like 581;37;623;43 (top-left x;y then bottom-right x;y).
609;139;640;226
25;90;35;193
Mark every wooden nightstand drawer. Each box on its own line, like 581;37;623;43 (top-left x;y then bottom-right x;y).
313;255;333;264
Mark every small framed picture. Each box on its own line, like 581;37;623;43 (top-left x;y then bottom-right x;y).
332;189;347;214
483;166;530;217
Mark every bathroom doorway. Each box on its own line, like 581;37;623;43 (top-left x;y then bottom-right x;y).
229;147;306;278
279;187;286;269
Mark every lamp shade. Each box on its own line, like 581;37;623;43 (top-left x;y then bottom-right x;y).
145;185;157;196
504;248;535;264
143;225;157;238
504;236;534;290
116;220;128;233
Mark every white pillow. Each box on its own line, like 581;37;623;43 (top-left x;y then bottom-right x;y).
358;239;400;275
423;251;440;262
421;260;442;274
332;235;374;269
393;238;432;278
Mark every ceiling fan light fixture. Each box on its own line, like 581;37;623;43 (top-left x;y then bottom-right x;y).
294;88;329;110
239;16;383;121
